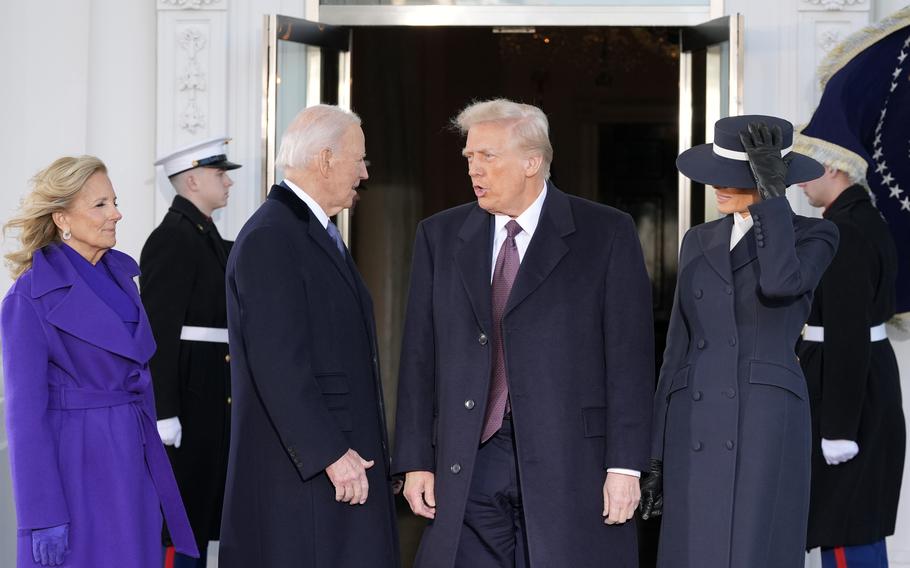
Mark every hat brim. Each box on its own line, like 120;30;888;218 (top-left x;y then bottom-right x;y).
676;143;825;189
169;160;243;177
203;160;242;171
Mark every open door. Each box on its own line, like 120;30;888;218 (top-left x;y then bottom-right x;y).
262;15;354;240
677;14;744;243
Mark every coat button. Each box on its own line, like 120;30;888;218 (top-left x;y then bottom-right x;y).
692;441;703;452
724;388;736;399
465;399;475;410
697;339;706;349
724;286;733;295
725;440;735;450
692;390;702;401
694;289;703;299
478;333;488;346
752;214;760;221
729;336;737;346
225;354;231;363
450;463;462;474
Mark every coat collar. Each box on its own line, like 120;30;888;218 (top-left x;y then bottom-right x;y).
30;244;156;363
823;184;869;219
268;183;359;298
730;229;757;272
455;181;574;330
170;195;212;232
697;216;734;284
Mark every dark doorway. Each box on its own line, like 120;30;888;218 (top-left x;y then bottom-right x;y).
349;25;679;567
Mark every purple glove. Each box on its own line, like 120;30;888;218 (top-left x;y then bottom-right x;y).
31;523;69;566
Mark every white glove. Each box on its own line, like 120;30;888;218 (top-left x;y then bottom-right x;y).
821;438;858;465
156;416;182;448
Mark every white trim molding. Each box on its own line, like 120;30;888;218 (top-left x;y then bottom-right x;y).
799;0;868;12
158;0;225;10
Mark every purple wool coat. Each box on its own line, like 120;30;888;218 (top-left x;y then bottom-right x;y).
1;243;197;567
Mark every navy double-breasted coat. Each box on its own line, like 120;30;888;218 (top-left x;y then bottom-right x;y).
219;184;399;567
393;184;655;568
652;197;838;567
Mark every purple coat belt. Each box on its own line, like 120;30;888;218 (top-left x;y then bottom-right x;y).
45;375;196;554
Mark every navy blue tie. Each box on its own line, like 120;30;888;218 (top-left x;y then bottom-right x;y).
326;221;346;257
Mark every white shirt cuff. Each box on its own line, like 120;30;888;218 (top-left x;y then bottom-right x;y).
606;468;641;478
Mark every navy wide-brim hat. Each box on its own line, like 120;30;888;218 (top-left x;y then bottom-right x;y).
676;115;824;189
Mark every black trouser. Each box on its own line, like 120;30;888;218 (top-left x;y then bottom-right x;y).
455;417;530;568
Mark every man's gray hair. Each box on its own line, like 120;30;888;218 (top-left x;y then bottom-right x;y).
453;98;553;179
276;105;362;170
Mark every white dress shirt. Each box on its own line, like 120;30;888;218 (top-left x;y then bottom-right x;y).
282;178;330;229
729;212;754;250
490;183;547;281
489;182;640;479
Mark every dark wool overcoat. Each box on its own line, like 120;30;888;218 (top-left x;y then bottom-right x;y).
393;183;655;568
140;195;232;548
219;184;399;567
652;196;839;568
798;185;905;549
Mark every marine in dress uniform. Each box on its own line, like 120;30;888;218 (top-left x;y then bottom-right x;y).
793;11;909;565
141;137;242;568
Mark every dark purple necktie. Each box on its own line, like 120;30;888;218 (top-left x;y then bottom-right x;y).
481;220;523;443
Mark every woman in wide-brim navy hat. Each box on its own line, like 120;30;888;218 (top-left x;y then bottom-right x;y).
640;115;839;567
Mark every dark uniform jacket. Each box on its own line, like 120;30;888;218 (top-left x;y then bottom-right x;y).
393;184;655;568
219;184;399;567
798;184;906;549
140;195;232;548
653;197;838;567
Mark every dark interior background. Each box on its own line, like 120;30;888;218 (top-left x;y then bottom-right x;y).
348;26;680;567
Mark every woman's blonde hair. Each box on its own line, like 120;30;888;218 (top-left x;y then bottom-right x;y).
3;155;107;279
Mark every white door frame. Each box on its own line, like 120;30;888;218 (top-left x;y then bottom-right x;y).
318;4;713;27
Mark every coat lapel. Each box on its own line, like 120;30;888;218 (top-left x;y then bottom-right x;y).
268;184;359;299
730;230;758;273
35;246;151;363
455;205;494;333
103;250;157;362
697;216;734;284
504;184;573;317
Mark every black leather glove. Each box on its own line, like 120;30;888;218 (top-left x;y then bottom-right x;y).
739;122;790;200
639;458;663;520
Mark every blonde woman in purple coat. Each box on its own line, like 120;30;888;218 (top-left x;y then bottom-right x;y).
1;156;196;567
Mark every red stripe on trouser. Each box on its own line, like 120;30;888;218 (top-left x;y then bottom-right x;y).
834;547;848;568
165;546;175;568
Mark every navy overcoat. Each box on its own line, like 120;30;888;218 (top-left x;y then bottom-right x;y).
219;184;399;567
393;184;655;568
652;197;838;567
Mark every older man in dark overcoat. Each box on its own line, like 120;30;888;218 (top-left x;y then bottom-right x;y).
219;105;399;567
394;99;655;567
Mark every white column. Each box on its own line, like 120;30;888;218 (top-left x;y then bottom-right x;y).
87;0;158;260
156;0;229;233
